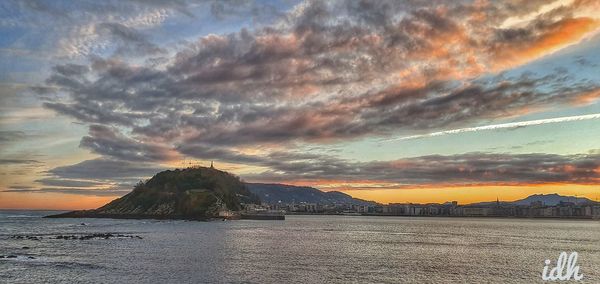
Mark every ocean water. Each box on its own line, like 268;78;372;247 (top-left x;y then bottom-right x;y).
1;211;599;283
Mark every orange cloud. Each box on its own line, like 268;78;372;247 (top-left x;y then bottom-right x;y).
570;88;600;105
493;17;600;70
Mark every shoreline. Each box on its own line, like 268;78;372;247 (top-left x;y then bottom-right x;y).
44;210;285;221
40;211;600;221
44;211;214;221
286;212;600;220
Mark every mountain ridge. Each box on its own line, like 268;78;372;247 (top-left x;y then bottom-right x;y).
245;183;376;206
470;193;597;206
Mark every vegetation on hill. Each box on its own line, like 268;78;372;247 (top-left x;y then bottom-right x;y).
246;183;376;206
49;167;260;220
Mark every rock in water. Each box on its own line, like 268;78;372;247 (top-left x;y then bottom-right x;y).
46;167;260;220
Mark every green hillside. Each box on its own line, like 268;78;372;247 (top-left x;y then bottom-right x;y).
49;167;260;220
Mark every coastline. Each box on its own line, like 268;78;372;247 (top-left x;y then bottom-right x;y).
40;210;599;221
287;212;600;220
44;210;214;221
44;209;285;221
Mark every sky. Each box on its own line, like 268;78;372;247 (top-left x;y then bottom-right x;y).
1;0;600;210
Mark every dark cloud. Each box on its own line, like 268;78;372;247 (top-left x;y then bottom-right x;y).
178;143;329;169
48;158;164;181
574;56;598;67
177;144;265;165
52;64;89;77
176;143;600;186
79;124;177;162
0;159;42;165
39;147;600;194
2;187;130;196
245;151;600;187
38;187;131;196
1;189;38;193
36;158;162;196
35;178;104;188
8;185;35;190
96;22;165;56
42;101;142;126
0;131;27;144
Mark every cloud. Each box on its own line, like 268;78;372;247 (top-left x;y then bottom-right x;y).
491;16;600;69
35;178;104;188
79;124;179;162
2;187;131;196
95;22;165;56
3;0;290;60
8;185;35;190
0;131;27;144
37;0;600;150
2;0;182;58
0;159;42;165
40;145;600;194
48;158;164;181
244;151;600;188
176;143;600;187
28;0;600;190
41;59;598;155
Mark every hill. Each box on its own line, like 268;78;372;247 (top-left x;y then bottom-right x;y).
511;193;595;206
470;193;596;207
245;183;375;206
47;167;260;220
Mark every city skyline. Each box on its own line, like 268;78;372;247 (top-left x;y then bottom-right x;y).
2;0;600;210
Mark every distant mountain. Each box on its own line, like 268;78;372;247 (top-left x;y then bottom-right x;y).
246;183;376;206
48;167;260;220
511;194;595;206
470;193;596;206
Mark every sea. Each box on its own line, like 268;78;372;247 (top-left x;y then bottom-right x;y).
1;210;599;283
